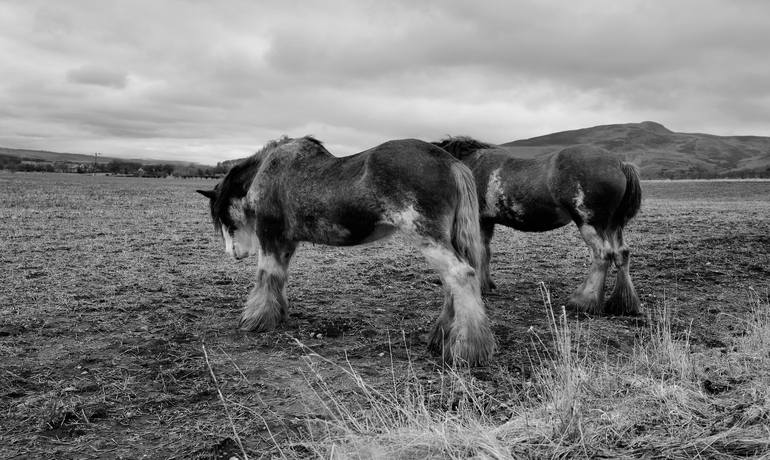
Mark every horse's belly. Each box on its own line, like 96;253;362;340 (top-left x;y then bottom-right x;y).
291;210;391;246
496;205;571;232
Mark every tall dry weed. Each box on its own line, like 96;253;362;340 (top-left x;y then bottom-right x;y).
634;296;694;381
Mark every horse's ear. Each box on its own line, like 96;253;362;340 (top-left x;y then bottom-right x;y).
196;189;217;199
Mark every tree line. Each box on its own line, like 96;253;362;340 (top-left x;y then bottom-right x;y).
0;154;232;178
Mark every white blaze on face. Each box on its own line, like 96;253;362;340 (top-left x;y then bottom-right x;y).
221;226;235;257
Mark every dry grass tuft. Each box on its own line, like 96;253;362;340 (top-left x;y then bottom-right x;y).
277;288;770;459
634;298;694;381
293;335;511;459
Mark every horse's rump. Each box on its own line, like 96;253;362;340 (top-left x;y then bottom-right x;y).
613;162;642;228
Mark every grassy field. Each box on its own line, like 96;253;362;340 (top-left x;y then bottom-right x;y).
1;173;768;459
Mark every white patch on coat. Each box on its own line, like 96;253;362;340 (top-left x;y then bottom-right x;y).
485;169;504;216
486;169;524;219
508;199;525;219
384;204;420;231
573;183;592;221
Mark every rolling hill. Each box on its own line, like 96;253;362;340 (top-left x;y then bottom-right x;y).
3;121;770;178
502;121;770;179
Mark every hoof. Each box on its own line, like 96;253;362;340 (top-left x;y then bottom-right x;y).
605;286;641;316
238;309;285;332
428;320;496;366
450;331;495;366
428;323;451;362
566;293;603;315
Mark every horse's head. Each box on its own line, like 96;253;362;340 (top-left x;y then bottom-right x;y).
197;167;259;260
198;136;312;259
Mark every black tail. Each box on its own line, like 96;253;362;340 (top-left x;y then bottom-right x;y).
613;162;642;228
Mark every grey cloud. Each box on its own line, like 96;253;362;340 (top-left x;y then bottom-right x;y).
66;65;128;89
264;0;770;96
2;0;770;164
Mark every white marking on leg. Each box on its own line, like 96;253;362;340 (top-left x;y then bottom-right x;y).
257;249;285;275
579;224;611;293
423;244;484;326
570;224;611;312
579;224;609;259
241;249;290;330
422;243;494;363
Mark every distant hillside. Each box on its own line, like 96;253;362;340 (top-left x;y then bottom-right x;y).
5;122;770;179
502;121;770;179
0;147;203;167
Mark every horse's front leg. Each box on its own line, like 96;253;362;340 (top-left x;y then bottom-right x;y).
240;242;296;331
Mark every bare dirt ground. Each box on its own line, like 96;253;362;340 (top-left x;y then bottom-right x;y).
1;173;768;458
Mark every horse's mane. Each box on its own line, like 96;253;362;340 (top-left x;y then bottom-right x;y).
433;136;493;159
236;135;323;169
210;135;323;230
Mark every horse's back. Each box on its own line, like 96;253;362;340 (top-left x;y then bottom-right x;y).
365;138;458;172
271;139;462;245
360;139;462;207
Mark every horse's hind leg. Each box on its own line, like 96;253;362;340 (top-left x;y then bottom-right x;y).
420;240;495;365
605;229;640;315
240;242;297;331
567;224;611;315
480;219;496;292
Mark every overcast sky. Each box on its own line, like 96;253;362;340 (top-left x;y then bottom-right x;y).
1;1;769;165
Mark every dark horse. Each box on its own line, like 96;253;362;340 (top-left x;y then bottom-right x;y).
198;136;495;365
433;137;642;316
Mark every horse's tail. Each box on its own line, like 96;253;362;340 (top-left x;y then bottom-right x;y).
450;163;486;281
613;162;642;228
